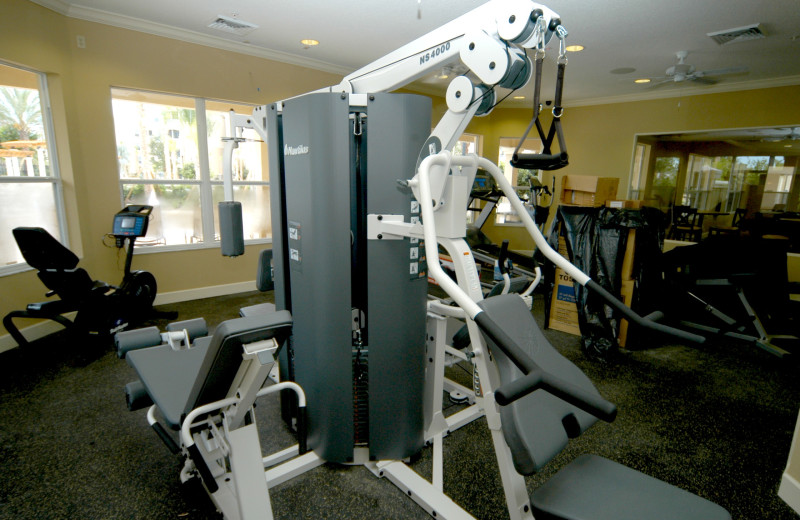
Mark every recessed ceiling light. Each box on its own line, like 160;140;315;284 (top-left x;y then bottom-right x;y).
300;39;319;47
565;45;584;52
634;78;651;84
513;96;525;100
785;144;793;148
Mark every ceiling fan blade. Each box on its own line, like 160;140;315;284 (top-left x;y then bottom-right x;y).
689;76;717;85
695;66;749;78
648;78;676;88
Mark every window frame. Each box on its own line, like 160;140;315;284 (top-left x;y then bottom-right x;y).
494;136;543;226
111;88;270;254
0;61;67;276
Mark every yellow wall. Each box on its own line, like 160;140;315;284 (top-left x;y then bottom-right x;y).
0;0;341;337
467;86;800;250
3;0;800;340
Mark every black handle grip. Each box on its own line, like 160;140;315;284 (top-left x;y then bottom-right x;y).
297;405;308;455
187;443;219;492
585;280;705;344
474;312;617;423
510;152;568;171
498;240;510;275
495;368;617;422
643;310;665;322
153;422;180;455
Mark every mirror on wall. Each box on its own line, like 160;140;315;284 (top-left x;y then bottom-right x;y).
629;126;800;214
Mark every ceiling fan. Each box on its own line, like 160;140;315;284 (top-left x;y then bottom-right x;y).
649;51;748;86
759;127;800;142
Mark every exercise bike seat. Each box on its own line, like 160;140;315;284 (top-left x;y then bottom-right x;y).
476;294;730;520
127;312;292;429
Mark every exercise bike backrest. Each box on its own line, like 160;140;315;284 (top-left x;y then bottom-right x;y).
12;227;101;302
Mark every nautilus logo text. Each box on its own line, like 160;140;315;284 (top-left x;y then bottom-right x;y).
284;144;309;156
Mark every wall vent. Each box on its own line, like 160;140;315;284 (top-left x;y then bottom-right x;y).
707;23;766;45
208;15;259;36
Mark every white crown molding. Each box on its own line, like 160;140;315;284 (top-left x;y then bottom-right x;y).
567;74;800;108
29;0;350;76
26;1;800;109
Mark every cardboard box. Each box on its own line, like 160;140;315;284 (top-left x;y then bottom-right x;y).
549;267;581;336
606;200;644;209
620;229;636;281
617;279;635;348
560;175;620;207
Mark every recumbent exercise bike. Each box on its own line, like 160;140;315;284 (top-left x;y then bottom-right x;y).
3;205;174;348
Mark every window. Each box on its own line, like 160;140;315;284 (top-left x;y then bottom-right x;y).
452;133;482;156
629;143;650;200
0;61;65;275
632;129;800;214
452;133;485;225
763;158;792;211
495;137;542;224
111;88;269;249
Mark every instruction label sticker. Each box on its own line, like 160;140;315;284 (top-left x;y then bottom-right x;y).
411;240;426;280
288;221;302;272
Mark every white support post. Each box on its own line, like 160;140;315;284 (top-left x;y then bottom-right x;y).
226;340;279;430
424;313;449;491
227;424;274;520
264;451;326;488
367;461;477;520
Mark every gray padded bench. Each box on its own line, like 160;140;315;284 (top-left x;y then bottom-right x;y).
476;294;730;520
127;312;292;430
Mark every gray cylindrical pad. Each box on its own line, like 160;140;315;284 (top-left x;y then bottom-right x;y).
166;318;208;342
116;326;162;358
124;380;153;411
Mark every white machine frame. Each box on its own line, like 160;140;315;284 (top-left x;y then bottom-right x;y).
366;150;585;520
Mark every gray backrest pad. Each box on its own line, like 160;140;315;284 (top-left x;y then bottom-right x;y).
477;294;599;475
188;311;292;409
255;249;274;292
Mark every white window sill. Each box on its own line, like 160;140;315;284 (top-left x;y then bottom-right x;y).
132;238;272;255
0;238;272;278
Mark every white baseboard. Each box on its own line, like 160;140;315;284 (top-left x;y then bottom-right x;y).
152;280;256;305
0;280;256;354
779;473;800;515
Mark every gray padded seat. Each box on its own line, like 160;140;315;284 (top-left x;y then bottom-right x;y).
531;454;729;520
476;294;730;520
127;312;292;429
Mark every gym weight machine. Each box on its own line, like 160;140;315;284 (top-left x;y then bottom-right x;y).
123;1;730;518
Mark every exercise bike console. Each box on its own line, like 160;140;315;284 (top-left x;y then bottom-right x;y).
112;205;152;242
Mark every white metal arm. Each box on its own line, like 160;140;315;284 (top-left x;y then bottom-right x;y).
334;0;561;96
316;0;565;157
414;151;589;322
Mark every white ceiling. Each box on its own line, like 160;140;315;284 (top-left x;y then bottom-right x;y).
33;0;800;107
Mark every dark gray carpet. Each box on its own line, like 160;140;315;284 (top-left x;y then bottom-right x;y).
1;290;798;520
